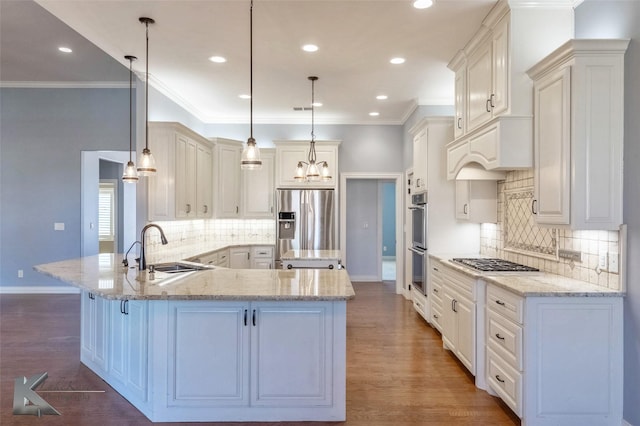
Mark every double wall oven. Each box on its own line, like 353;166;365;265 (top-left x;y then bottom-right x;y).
409;192;427;295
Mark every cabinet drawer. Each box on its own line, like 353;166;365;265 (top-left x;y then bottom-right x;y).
412;289;427;319
251;246;274;258
487;310;522;370
487;284;523;324
487;347;522;417
441;265;475;301
430;304;443;332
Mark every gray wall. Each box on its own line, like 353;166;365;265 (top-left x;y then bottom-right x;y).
575;2;640;424
0;88;130;288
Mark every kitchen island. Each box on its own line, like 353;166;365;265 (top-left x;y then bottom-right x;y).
34;254;355;423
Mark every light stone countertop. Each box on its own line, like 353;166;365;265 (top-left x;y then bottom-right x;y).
429;253;624;297
282;250;342;261
34;254;356;301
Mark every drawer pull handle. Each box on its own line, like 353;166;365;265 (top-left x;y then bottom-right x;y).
495;333;505;341
433;267;439;272
433;288;439;293
433;314;439;319
495;300;506;306
495;375;505;383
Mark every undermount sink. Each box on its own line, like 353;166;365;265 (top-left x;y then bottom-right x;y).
151;262;212;274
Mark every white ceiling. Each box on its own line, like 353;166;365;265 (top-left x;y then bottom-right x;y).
1;0;497;125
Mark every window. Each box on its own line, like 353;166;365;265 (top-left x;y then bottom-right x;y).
98;182;116;242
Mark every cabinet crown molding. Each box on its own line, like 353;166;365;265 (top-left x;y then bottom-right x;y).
527;38;631;79
408;116;453;137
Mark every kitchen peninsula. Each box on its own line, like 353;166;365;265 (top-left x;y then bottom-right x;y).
34;254;355;422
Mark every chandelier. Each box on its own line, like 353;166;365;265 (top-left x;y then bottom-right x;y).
294;76;331;182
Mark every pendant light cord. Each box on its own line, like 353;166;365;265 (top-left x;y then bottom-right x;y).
250;0;254;140
145;20;150;151
309;76;317;164
129;57;134;162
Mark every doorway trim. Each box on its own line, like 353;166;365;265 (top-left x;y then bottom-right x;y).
340;172;404;295
81;151;137;257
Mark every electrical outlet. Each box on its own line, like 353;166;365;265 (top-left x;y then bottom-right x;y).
609;252;619;274
18;269;23;278
54;222;65;231
598;251;608;271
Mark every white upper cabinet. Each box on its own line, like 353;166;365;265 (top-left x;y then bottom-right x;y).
411;127;428;192
446;1;574;178
147;122;214;221
274;140;340;189
213;138;243;218
527;39;629;230
242;149;275;218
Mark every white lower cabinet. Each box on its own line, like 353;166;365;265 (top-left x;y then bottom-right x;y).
229;247;251;269
411;287;428;322
485;283;624;425
80;291;109;374
250;246;274;269
438;264;479;377
167;301;336;412
109;299;149;404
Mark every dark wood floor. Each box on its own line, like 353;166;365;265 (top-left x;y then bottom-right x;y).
0;282;519;426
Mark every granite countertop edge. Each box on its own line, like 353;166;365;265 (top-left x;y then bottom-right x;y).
428;253;624;297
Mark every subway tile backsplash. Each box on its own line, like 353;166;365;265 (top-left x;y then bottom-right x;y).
144;219;276;264
480;169;622;290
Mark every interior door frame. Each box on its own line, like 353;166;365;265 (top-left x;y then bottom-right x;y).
339;172;404;295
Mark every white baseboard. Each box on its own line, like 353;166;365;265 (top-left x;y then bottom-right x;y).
349;275;381;282
0;286;80;294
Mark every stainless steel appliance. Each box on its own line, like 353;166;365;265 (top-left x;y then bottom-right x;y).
276;189;335;268
451;258;539;272
409;192;428;295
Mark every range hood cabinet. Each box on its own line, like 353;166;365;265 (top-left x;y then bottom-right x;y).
446;116;532;180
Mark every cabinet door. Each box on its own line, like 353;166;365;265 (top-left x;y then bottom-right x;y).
466;41;493;132
250;302;333;407
175;134;198;218
242;150;274;218
441;288;457;351
168;301;250;407
218;144;241;218
109;301;127;385
454;67;466;138
125;301;148;401
196;142;213;218
454;296;475;375
533;66;570;225
81;292;109;372
230;247;251;269
455;180;470;220
491;16;509;117
412;128;427;191
251;259;273;270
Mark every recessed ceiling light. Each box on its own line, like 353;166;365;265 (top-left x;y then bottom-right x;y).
302;44;319;52
312;102;323;107
239;94;251;99
369;112;380;117
390;57;405;64
376;95;388;100
209;56;227;63
58;46;72;53
413;0;434;9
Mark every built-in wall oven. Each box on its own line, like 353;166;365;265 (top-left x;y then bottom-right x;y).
409;192;427;295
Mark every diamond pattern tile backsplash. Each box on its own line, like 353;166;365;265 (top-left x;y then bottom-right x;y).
480;169;622;290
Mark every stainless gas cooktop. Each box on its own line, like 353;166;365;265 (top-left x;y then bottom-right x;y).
451;258;539;272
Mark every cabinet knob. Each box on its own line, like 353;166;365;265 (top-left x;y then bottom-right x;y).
186;204;191;214
203;205;208;214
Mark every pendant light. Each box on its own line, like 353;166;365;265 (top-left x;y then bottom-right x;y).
137;17;156;176
122;55;139;183
240;0;262;170
294;76;332;182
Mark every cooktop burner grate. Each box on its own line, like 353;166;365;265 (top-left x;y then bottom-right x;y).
451;258;539;272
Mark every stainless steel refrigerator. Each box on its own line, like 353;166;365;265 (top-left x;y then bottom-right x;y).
276;189;335;268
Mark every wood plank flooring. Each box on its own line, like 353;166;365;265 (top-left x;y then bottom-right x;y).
0;282;519;425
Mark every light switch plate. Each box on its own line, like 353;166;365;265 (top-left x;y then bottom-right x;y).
598;251;608;271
